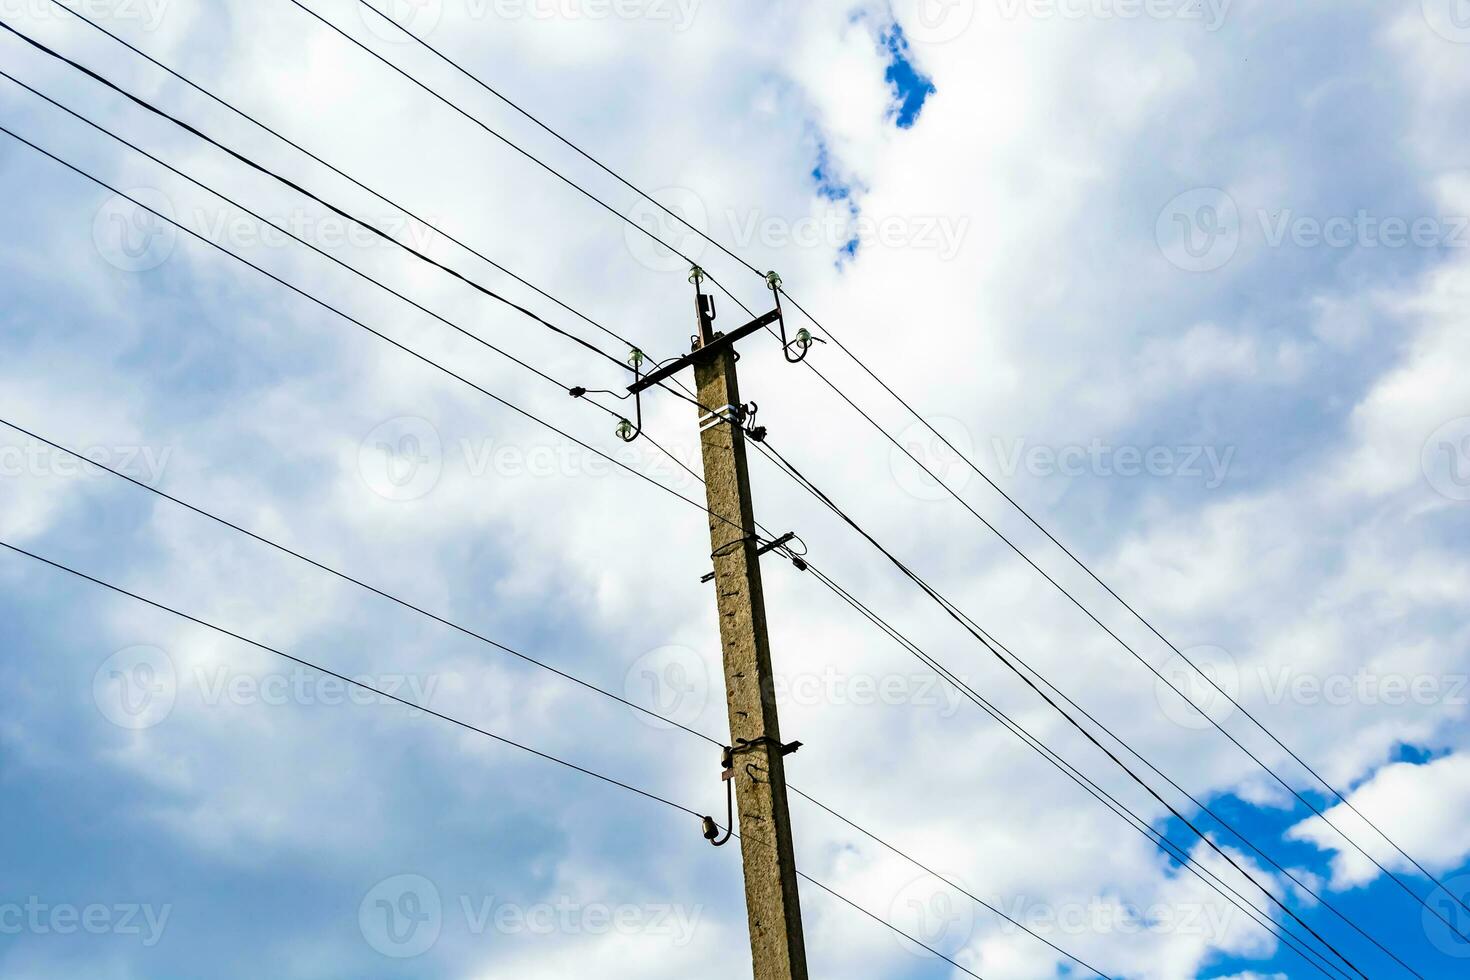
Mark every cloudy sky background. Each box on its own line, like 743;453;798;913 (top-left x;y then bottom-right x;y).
1;0;1469;977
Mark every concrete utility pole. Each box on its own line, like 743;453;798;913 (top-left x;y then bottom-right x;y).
621;270;809;979
693;286;809;980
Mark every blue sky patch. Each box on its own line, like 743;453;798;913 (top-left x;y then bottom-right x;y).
881;24;936;129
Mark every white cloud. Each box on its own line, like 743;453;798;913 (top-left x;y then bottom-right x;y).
1287;753;1470;889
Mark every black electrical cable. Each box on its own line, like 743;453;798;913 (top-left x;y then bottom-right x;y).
0;137;1339;972
350;0;767;283
278;0;759;326
324;0;1465;917
7;10;1432;964
738;430;1426;973
776;313;1470;931
0;68;717;457
787;274;1470;926
8;414;1112;977
0;17;642;380
2;537;700;814
936;589;1429;978
0;123;745;540
41;0;667;369
787;784;1114;980
758;444;1376;979
791;557;1352;980
280;0;751;305
8;88;1397;970
1;536;1015;978
0;416;724;747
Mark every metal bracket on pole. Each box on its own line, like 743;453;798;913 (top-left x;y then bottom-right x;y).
627;268;813;399
702;738;802;847
701;531;803;584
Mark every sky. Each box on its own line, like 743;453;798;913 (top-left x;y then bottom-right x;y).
1;0;1468;978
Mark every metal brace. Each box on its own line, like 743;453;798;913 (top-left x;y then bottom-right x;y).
701;737;802;846
701;531;802;584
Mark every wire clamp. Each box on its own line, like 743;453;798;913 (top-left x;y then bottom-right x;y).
701;531;803;583
702;738;801;846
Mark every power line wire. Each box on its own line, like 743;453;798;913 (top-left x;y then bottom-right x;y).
4;537;699;814
0;16;641;382
0;122;739;537
350;0;766;283
8;413;1115;975
42;0;647;360
758;444;1376;979
6;123;1361;980
0;536;994;977
0;118;1057;969
333;0;1467;916
788;784;1113;980
758;373;1458;957
3;112;1304;969
0;416;722;746
791;556;1354;980
0;66;720;467
13;8;1438;964
780;297;1470;929
278;0;756;318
